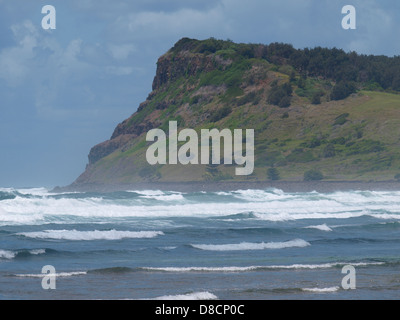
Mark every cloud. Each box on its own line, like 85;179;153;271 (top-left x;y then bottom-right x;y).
105;66;134;76
345;0;397;55
111;5;229;42
0;20;38;86
108;43;136;60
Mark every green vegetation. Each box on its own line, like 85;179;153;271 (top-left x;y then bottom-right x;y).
333;113;350;126
74;38;400;186
268;82;293;107
331;82;357;101
267;167;280;180
304;169;324;181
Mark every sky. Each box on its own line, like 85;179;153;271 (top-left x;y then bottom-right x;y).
1;0;400;187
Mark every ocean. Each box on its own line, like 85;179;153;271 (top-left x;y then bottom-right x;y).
0;186;399;300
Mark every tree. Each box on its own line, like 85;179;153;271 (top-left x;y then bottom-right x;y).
278;96;291;108
290;71;296;82
323;144;336;158
304;169;324;181
311;92;321;105
267;167;280;180
330;81;356;101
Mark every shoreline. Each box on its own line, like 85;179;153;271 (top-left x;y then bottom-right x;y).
53;180;400;193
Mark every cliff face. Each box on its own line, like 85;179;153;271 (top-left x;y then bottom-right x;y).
71;38;400;187
87;40;229;167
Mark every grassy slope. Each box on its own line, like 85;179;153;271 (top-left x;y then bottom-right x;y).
82;90;400;184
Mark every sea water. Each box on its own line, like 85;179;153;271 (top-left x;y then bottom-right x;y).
0;187;399;300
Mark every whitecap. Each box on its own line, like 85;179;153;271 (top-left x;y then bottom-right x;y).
14;271;87;278
141;261;385;273
152;291;218;300
17;229;164;241
302;287;339;293
303;224;333;232
191;239;310;251
0;249;16;259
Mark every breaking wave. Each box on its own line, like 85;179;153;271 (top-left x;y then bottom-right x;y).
151;291;218;300
17;229;164;241
191;239;310;251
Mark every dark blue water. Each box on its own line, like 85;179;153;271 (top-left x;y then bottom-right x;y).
0;187;399;300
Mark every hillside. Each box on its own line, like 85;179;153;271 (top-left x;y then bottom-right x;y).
70;38;400;188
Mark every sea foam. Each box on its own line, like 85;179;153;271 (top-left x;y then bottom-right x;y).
141;261;384;273
0;249;16;259
152;291;218;300
14;271;87;278
17;229;164;241
304;224;333;232
302;286;339;293
191;239;310;251
1;188;400;227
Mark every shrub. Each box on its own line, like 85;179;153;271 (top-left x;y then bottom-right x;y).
278;96;291;108
333;113;350;126
281;112;289;119
304;169;324;181
330;81;356;101
267;167;280;180
268;82;293;107
323;144;336;158
286;148;315;163
345;139;385;156
209;105;232;122
311;92;321;104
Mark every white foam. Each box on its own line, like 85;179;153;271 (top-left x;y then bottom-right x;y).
0;250;16;259
17;229;164;241
231;189;291;202
304;224;333;232
273;261;384;269
144;266;262;272
29;249;46;255
0;249;47;260
1;189;400;226
133;190;165;196
135;190;185;201
191;239;310;251
144;194;185;201
302;287;339;293
14;271;87;278
17;187;49;196
143;261;385;272
159;246;177;250
152;291;218;300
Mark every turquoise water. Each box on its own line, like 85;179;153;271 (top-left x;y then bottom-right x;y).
0;187;399;300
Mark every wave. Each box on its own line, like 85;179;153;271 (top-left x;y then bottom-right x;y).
0;249;16;259
302;287;340;293
135;190;186;202
228;188;289;202
151;291;218;300
13;271;87;278
77;260;388;276
0;248;47;260
303;224;333;232
140;261;385;273
0;191;16;201
1;188;400;226
191;239;310;251
17;229;164;241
